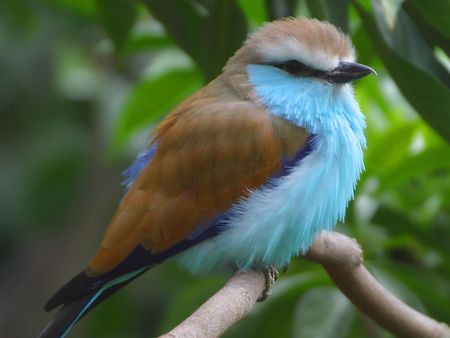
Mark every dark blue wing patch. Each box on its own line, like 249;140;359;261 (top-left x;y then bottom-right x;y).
122;143;158;190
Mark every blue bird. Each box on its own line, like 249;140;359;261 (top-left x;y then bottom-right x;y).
39;18;374;338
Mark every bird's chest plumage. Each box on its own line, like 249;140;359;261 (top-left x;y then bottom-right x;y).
178;65;366;273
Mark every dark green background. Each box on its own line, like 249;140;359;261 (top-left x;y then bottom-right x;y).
0;0;449;337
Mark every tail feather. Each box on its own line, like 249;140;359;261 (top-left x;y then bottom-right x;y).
40;239;216;337
45;271;100;312
39;268;147;338
45;245;157;312
38;291;97;338
77;267;149;321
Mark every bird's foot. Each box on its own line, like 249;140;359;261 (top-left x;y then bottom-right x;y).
257;265;279;302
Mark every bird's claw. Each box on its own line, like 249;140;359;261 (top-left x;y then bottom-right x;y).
257;265;279;302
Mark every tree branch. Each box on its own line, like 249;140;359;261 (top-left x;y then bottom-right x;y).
305;232;450;338
160;232;450;338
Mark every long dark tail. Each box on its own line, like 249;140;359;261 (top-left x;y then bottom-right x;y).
39;232;221;338
38;291;96;338
38;267;147;338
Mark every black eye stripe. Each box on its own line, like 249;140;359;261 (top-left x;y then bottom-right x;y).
273;60;325;77
277;60;307;74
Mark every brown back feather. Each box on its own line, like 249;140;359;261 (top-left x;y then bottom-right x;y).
89;79;309;274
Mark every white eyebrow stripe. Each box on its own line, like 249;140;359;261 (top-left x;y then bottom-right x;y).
258;37;339;71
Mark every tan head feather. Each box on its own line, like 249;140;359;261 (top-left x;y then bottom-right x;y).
225;17;355;73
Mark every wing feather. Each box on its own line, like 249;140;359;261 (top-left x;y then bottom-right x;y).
89;90;309;274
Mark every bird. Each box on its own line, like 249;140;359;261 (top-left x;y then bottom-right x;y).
39;17;374;338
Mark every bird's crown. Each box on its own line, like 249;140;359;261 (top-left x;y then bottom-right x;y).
225;17;355;74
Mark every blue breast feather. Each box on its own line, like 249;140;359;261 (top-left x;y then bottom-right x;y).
122;64;366;274
177;64;366;273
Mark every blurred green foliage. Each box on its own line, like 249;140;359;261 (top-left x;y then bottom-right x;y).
1;0;449;337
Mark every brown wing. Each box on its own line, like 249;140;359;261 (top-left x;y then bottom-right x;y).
89;95;309;274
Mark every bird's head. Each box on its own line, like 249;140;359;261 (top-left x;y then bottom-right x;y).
223;18;375;99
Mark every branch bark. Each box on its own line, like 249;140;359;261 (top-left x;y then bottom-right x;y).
160;231;450;338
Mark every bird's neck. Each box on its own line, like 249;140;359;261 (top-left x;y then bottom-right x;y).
247;64;366;143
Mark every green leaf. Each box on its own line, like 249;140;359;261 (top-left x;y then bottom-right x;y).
304;0;350;32
368;261;450;322
354;3;450;143
140;0;205;72
265;0;296;20
403;1;450;56
90;287;141;337
96;0;138;51
48;0;96;16
370;0;449;85
372;206;450;267
114;68;202;147
123;34;173;53
305;0;328;21
237;0;267;26
410;0;450;39
364;123;417;176
205;0;248;80
142;0;247;82
293;286;354;338
370;266;427;313
352;23;379;66
24;123;88;229
378;143;450;188
323;0;350;32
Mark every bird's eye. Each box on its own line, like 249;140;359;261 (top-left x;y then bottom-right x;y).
274;60;323;78
277;60;308;75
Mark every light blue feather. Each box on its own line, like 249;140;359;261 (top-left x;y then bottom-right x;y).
179;64;366;273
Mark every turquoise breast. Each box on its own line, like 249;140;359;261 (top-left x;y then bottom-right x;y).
177;64;366;274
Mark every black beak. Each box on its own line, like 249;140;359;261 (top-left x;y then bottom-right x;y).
325;61;376;84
